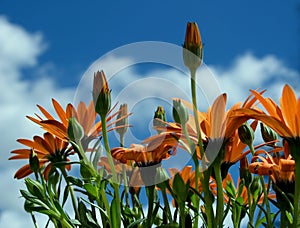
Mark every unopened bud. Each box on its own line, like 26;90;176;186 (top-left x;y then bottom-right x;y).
155;167;170;189
239;157;252;188
68;117;84;142
29;149;40;173
153;106;166;133
249;176;262;198
183;22;203;70
115;104;128;137
260;123;277;145
172;99;189;125
238;122;254;146
93;71;111;117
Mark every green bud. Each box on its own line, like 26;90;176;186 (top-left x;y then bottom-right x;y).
260;123;277;145
93;71;111;117
183;22;203;71
155;167;170;189
153;106;167;133
29;149;40;173
238;122;254;146
239;157;252;188
115;103;128;137
249;176;262;199
172;99;189;125
80;161;96;180
67;117;84;142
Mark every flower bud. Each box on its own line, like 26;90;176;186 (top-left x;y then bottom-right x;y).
155;166;170;189
67;117;84;142
153;106;166;133
172;99;189;125
93;71;111;117
183;22;203;70
115;104;128;138
249;176;262;199
238;122;254;146
29;149;40;173
260;123;277;145
239;156;252;188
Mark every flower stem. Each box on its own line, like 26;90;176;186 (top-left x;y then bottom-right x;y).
190;67;204;228
60;167;79;218
294;158;300;228
146;185;155;227
100;114;121;228
249;144;272;227
213;163;224;227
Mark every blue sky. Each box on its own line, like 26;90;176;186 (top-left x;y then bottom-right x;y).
0;1;299;227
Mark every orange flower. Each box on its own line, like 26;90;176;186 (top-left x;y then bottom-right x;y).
111;140;177;167
27;99;126;149
249;144;295;184
9;132;73;179
234;84;300;139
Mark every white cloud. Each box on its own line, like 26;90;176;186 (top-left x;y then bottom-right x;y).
210;52;299;104
0;16;74;228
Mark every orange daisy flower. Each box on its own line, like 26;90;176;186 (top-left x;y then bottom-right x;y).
234;84;300;141
27;99;128;149
10;132;73;179
249;143;294;185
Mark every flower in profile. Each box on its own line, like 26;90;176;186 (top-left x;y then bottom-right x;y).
183;22;203;70
233;84;300;159
9;132;73;179
249;144;294;186
27;99;124;149
111;141;176;167
248;142;294;211
111;137;178;186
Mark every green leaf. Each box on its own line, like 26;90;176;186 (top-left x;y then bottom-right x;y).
24;178;45;199
92;146;102;170
83;183;99;198
172;173;189;203
80;162;96;179
66;176;83;188
225;180;236;198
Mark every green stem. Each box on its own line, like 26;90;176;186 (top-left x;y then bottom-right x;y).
213;163;224;227
203;168;215;228
30;212;38;228
190;67;204;228
60;167;79;218
120;134;130;207
146;185;155;227
100;114;121;228
161;186;172;223
294;158;300;228
249;144;272;227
